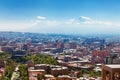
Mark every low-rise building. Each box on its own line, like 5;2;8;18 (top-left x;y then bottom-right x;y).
0;60;6;78
45;74;56;80
51;67;68;76
57;75;72;80
27;61;69;80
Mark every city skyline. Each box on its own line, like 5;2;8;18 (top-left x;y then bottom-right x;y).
0;0;120;34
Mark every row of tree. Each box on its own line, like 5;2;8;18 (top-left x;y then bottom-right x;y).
79;69;101;77
0;52;16;80
18;54;58;65
18;54;58;80
19;64;28;80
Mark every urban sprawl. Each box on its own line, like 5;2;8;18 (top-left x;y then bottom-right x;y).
0;32;120;80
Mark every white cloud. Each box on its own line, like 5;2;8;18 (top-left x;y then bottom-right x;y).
79;16;116;26
32;16;61;27
1;15;120;34
37;16;46;20
79;16;91;21
33;16;120;28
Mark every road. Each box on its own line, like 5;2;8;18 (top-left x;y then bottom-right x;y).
11;65;20;80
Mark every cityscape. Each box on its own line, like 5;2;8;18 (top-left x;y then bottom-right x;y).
0;32;119;80
0;0;120;80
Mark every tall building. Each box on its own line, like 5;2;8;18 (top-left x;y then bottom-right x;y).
102;64;120;80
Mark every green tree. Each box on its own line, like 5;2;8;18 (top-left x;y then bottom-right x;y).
4;59;16;79
37;74;45;80
22;54;58;65
82;69;89;74
19;64;28;80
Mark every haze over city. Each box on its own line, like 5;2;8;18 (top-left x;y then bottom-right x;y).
0;0;120;34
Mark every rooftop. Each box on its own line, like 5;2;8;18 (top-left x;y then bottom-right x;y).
35;64;49;66
45;74;54;77
28;69;45;72
105;64;120;68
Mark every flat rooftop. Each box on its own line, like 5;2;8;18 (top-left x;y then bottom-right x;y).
105;64;120;68
28;69;45;72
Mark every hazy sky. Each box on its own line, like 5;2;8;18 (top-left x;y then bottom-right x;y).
0;0;120;34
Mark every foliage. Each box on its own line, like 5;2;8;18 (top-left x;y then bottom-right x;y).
0;52;57;80
19;64;28;80
4;59;16;80
0;52;11;60
37;74;45;80
0;52;15;80
94;71;101;77
82;69;89;74
80;70;101;77
89;70;101;77
22;54;58;65
89;71;95;77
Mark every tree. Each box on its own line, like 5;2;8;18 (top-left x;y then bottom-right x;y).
21;54;58;65
37;74;45;80
82;69;89;74
4;59;16;79
19;64;28;80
